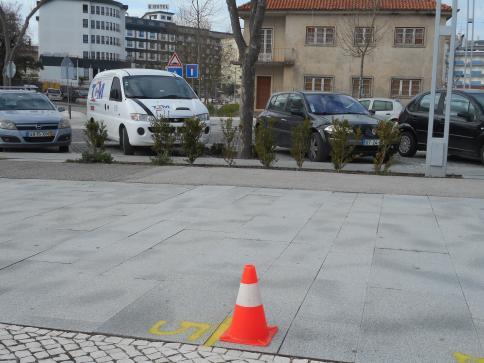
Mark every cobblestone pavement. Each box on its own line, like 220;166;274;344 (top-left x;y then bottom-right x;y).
0;324;330;363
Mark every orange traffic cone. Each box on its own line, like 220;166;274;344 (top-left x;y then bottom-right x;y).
220;264;278;347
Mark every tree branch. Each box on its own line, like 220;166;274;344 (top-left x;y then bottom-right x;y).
226;0;246;58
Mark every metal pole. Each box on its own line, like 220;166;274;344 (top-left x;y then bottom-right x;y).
464;0;469;88
469;0;475;88
425;0;442;176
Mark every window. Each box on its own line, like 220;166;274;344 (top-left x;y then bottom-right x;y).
96;20;100;29
91;35;95;43
127;40;133;47
82;4;88;13
138;41;145;48
139;31;145;38
91;5;94;14
91;20;95;29
83;19;88;28
96;51;100;59
150;42;156;49
139;52;145;59
268;94;289;112
127;29;133;37
352;78;373;98
167;16;172;21
444;94;476;119
101;36;105;44
149;32;156;39
101;6;104;15
96;6;100;15
101;21;105;30
354;27;374;46
115;24;119;32
372;100;393;111
109;8;113;17
415;93;441;113
395;28;425;46
96;35;100;44
286;94;305;115
359;100;371;109
305;26;335;45
83;68;89;78
391;79;421;98
82;34;88;43
150;53;156;60
304;76;333;92
83;51;89;59
259;28;272;56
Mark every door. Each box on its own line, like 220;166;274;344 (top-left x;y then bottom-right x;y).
282;93;307;147
264;93;289;147
259;28;273;62
256;76;272;110
442;93;482;155
107;76;123;141
408;92;442;145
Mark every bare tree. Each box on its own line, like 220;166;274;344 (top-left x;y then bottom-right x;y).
226;0;266;158
178;0;215;100
0;0;48;86
338;0;386;98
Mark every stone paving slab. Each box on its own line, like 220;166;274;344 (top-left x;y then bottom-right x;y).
0;323;331;363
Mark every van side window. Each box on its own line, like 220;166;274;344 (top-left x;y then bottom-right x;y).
110;77;122;101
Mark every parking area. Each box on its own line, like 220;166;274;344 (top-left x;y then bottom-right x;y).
1;176;483;363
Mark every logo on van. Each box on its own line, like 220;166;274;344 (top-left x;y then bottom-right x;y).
153;104;170;117
91;80;105;99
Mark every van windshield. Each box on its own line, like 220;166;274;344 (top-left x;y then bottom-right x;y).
123;75;197;99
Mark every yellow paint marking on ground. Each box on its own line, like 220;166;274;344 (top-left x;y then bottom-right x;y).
203;316;232;347
149;320;212;341
454;352;484;363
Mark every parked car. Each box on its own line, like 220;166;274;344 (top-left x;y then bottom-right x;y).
359;98;403;121
0;90;71;152
257;91;385;161
87;68;210;155
397;89;484;164
45;88;63;101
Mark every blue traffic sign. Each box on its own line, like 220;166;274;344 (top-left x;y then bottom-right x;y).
185;64;199;79
167;66;183;77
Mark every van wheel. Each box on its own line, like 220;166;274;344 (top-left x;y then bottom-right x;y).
398;131;417;157
120;126;134;155
308;132;330;162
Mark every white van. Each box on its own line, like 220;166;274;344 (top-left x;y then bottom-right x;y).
86;69;210;155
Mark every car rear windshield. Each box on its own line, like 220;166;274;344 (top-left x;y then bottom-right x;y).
0;93;55;111
123;75;197;99
305;94;369;115
48;89;60;94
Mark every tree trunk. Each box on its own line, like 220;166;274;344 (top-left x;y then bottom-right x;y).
239;56;255;158
358;55;365;98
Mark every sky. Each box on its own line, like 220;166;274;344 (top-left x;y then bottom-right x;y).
15;0;484;45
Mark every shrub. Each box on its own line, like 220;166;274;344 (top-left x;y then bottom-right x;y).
290;119;312;169
373;120;401;174
328;119;361;172
80;119;113;163
206;102;216;116
254;119;277;168
150;116;176;165
221;117;240;167
217;103;239;117
181;118;204;165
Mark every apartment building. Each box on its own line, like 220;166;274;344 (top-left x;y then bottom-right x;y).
38;0;128;86
454;40;484;89
238;0;452;109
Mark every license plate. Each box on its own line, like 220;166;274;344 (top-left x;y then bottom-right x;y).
28;131;54;137
362;139;380;146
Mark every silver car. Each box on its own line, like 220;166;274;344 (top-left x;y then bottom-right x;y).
0;90;71;152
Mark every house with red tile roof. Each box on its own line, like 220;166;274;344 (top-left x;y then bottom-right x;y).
237;0;452;109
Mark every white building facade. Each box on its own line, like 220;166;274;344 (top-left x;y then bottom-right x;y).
38;0;128;86
454;40;484;89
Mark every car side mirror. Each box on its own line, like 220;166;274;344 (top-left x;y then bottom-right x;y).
57;106;65;112
457;111;474;121
369;109;376;115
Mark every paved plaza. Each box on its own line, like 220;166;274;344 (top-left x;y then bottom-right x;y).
0;172;483;363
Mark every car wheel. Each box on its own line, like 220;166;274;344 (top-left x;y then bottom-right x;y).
59;145;69;153
308;132;330;162
120;126;134;155
398;131;417;157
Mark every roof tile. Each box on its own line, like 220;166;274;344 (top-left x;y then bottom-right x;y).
238;0;452;12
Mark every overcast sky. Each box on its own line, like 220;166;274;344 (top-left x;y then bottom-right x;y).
16;0;484;45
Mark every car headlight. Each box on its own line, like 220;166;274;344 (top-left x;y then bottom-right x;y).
324;125;334;134
130;113;156;122
196;113;210;122
0;119;16;130
58;118;71;129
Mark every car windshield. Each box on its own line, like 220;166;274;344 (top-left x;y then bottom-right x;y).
305;94;369;115
0;93;55;111
123;75;197;99
48;89;60;94
471;93;484;109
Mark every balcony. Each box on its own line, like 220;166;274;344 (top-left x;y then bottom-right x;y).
257;48;295;66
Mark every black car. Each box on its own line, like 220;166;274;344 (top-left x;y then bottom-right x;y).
257;91;382;161
398;89;484;164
